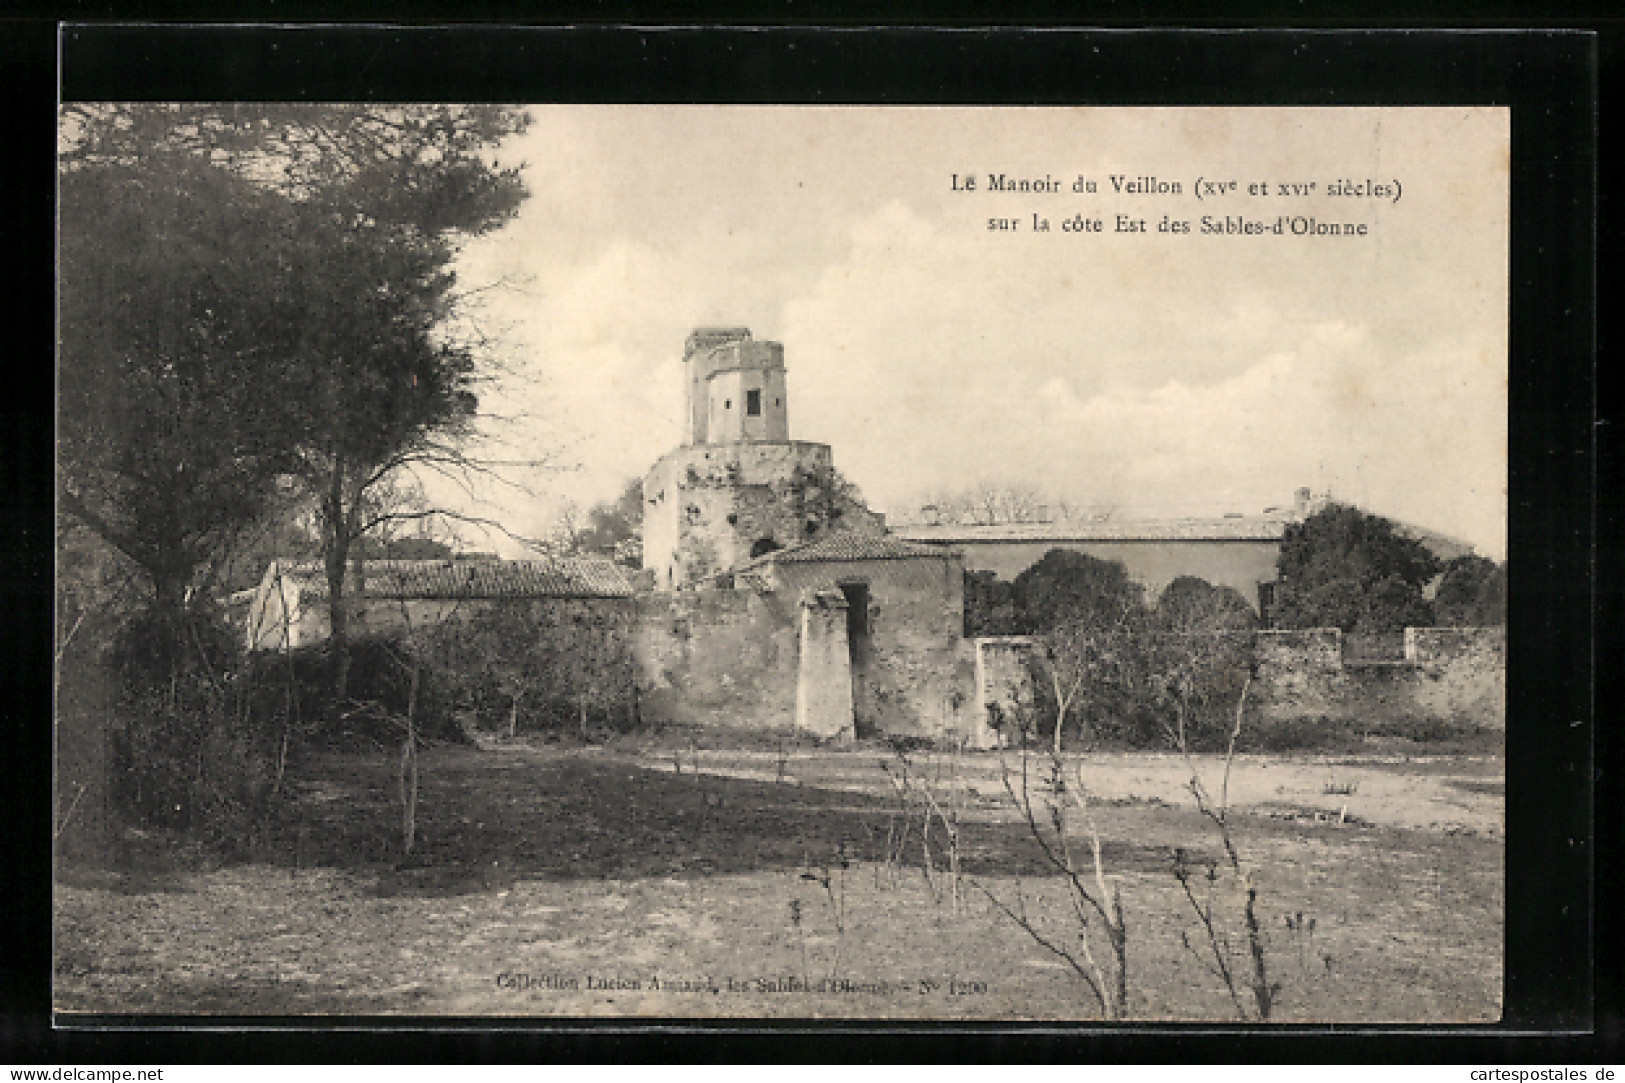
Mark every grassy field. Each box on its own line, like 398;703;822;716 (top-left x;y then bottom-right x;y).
54;737;1503;1021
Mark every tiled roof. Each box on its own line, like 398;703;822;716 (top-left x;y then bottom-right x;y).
1392;524;1477;562
273;558;636;601
745;533;961;568
893;518;1292;544
895;515;1478;557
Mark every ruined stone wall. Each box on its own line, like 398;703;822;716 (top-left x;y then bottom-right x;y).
356;596;486;635
262;594;638;652
631;586;802;730
796;590;856;740
971;636;1039;748
439;598;640;722
767;556;973;742
643;441;885;588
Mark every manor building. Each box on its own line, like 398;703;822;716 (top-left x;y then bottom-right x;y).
642;328;887;590
242;326;1481;746
634;329;972;743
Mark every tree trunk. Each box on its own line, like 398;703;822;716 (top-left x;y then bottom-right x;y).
151;571;188;626
1051;672;1068;756
324;468;352;703
400;660;421;859
149;569;192;674
325;551;350;703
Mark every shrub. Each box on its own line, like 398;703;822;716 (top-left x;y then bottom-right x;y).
241;633;464;747
102;609;280;843
411;604;639;738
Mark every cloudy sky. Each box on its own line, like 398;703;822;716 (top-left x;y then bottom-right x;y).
437;107;1508;558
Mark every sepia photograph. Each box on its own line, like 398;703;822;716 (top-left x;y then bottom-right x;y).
54;103;1509;1023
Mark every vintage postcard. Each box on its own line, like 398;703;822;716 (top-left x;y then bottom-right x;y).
55;104;1506;1022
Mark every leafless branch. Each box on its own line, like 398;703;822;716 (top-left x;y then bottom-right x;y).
969;878;1106;1012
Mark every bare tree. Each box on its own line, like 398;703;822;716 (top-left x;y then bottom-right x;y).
1165;664;1276;1021
973;726;1129;1019
1037;599;1140;755
1144;579;1276;1020
916;483;1051;526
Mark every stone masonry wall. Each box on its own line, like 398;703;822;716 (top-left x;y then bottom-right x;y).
971;636;1039;749
1255;628;1346;718
643;441;885;589
1402;626;1505;725
288;594;636;647
631;586;802;730
1256;626;1505;728
767;556;973;743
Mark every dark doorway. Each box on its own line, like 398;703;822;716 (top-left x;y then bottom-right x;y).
1256;581;1276;628
839;582;873;735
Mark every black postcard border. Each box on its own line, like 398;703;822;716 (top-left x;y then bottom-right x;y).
4;23;1602;1063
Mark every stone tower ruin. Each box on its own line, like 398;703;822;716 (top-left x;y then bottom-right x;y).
643;327;885;589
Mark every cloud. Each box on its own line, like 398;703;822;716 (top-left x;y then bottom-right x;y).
424;108;1507;557
783;201;1504;552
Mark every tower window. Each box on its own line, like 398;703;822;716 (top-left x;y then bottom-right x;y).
746;389;762;416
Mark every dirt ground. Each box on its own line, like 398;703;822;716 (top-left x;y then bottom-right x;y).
54;740;1503;1022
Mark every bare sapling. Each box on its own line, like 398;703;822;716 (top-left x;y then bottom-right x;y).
880;745;967;912
378;589;462;862
876;773;913;890
788;897;810;986
973;719;1129;1019
799;841;853;979
342;648;427;861
917;748;968;914
1166;667;1279;1021
1044;599;1137;755
54;784;89;842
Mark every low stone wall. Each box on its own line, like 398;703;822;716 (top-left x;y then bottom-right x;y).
1403;626;1505;725
405;597;640;726
1255;628;1347;718
1256;626;1505;729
